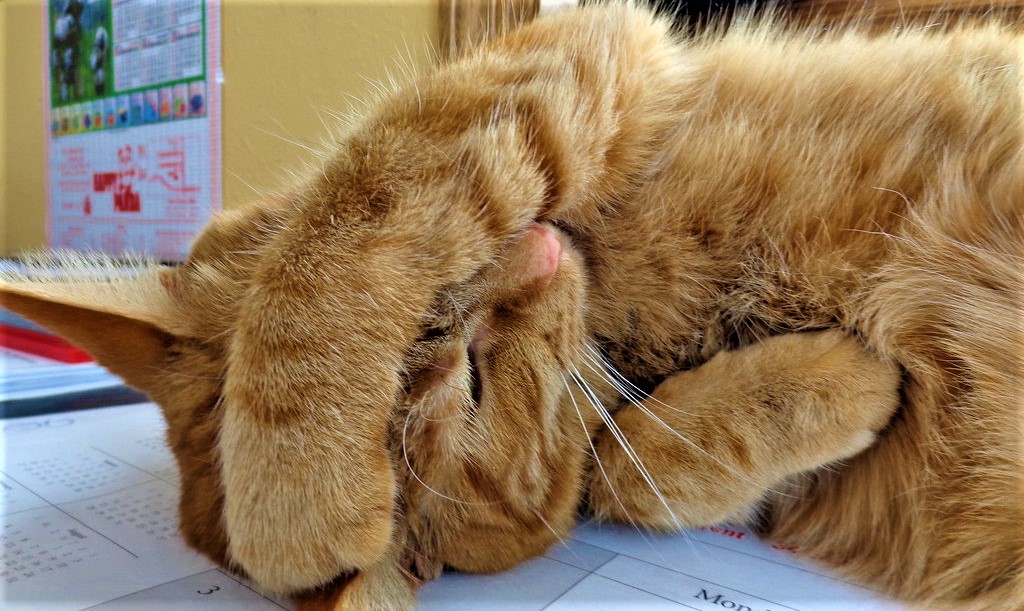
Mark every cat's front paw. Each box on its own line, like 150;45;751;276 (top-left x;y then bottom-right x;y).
219;408;397;594
780;330;902;469
587;330;902;532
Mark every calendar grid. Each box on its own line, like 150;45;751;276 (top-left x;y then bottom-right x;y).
581;543;804;611
78;568;291;611
537;552;621;611
88;445;179;487
545;570;706;611
1;470;141;559
3;402;909;611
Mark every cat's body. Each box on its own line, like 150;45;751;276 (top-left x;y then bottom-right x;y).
536;12;1024;607
2;5;1022;610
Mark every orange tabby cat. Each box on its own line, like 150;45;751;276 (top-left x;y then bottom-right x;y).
2;5;1021;610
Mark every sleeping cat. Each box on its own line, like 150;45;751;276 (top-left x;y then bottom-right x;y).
2;4;1021;610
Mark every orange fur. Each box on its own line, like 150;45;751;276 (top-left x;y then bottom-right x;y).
1;5;1021;609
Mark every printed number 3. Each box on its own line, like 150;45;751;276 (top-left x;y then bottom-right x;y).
197;585;221;595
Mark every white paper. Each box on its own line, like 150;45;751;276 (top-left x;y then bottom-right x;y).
0;348;61;374
0;348;123;402
1;403;906;610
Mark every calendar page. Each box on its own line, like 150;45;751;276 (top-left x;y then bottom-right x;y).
1;404;284;610
1;403;907;610
44;0;221;260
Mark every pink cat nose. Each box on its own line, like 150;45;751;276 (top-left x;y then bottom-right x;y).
522;222;563;286
500;222;565;289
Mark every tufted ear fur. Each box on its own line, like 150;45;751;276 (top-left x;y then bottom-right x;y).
0;260;179;393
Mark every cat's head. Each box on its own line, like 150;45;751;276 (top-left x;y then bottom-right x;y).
0;193;596;607
0;201;293;572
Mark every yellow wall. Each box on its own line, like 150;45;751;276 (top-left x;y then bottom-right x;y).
0;2;7;257
3;0;439;256
5;0;45;257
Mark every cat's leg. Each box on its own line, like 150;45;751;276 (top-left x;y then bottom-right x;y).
587;330;901;529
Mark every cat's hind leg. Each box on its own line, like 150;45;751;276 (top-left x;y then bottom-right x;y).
587;330;901;530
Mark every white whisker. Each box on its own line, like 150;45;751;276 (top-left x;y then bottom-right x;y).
401;407;497;507
569;364;704;564
583;344;693;415
576;345;801;500
561;372;636;527
561;372;674;562
529;506;575;555
568;367;684;531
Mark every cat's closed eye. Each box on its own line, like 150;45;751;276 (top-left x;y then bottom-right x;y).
466;329;485;406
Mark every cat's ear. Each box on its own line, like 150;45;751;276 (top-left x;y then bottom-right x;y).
0;259;180;392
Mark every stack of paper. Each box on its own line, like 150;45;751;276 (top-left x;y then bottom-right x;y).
1;347;145;418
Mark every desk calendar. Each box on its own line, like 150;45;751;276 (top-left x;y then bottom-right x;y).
2;402;906;610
